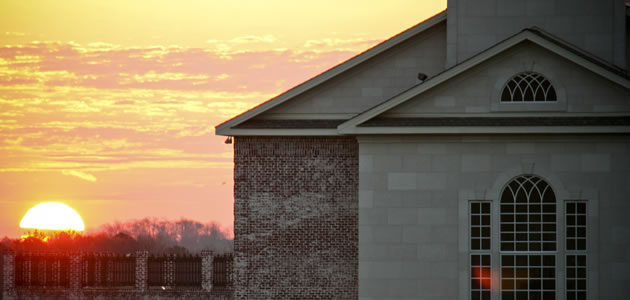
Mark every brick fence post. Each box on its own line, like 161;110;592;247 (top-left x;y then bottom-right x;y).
165;255;175;288
2;250;16;300
68;252;82;299
135;250;148;292
201;250;213;292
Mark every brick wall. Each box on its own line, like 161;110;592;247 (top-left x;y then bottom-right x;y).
234;136;359;299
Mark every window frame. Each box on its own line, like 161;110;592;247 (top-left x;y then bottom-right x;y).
500;72;558;103
565;200;588;300
490;69;567;112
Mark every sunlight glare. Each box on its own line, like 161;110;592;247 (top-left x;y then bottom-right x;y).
20;202;85;231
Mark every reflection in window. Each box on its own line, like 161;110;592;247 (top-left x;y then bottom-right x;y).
500;175;556;299
471;254;491;300
470;201;492;299
501;255;556;300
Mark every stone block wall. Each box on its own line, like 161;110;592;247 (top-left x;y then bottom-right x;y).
357;135;630;299
446;0;626;68
234;136;359;299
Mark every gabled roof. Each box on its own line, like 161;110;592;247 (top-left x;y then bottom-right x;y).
337;28;630;135
215;10;447;136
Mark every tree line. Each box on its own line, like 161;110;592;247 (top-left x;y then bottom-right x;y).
0;218;233;254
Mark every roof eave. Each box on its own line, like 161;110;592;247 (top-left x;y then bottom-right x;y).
343;126;630;135
216;128;340;136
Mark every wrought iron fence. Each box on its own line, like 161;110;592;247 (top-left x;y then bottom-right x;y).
147;255;166;287
81;254;135;287
8;251;233;292
15;253;70;287
212;254;232;287
174;255;202;287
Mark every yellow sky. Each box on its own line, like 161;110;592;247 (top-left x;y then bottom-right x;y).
1;0;445;47
0;0;446;238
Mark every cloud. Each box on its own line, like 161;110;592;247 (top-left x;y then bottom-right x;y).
0;38;373;177
3;32;27;37
0;40;359;92
62;170;97;182
303;37;381;50
228;35;276;44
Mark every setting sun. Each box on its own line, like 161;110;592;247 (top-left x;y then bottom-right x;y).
20;202;85;231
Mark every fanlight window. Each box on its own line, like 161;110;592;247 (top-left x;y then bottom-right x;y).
501;72;557;102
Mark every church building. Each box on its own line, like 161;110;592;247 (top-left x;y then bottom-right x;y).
216;0;630;299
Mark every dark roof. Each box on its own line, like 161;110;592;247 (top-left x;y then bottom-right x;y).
234;119;346;129
360;116;630;127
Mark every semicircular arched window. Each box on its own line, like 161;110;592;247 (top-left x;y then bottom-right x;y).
501;72;557;102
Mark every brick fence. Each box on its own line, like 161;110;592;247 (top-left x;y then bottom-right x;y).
1;250;233;300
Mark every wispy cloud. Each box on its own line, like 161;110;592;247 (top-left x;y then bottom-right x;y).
62;170;97;182
0;41;358;92
229;35;276;44
0;38;372;189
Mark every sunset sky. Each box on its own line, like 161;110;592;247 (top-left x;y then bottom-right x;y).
0;0;446;238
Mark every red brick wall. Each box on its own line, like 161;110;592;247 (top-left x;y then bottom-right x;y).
234;136;358;299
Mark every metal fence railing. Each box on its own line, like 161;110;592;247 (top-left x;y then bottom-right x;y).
8;251;233;291
15;253;70;287
174;255;202;287
213;254;232;287
147;255;167;287
81;254;135;287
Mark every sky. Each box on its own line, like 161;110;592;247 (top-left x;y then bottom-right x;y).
0;0;446;238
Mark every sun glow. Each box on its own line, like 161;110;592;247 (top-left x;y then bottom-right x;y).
20;202;85;231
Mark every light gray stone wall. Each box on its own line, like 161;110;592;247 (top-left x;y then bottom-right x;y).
388;42;630;116
358;135;630;300
260;22;446;117
446;0;626;69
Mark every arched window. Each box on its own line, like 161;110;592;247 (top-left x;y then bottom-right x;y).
500;175;556;299
501;72;557;102
469;175;588;300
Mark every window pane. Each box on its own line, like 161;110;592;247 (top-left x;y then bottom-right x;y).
471;254;491;297
566;201;587;251
501;255;556;298
499;176;559;298
472;227;480;237
481;239;491;250
472;203;480;213
470;201;491;251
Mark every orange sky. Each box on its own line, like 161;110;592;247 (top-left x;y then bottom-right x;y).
0;0;446;238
